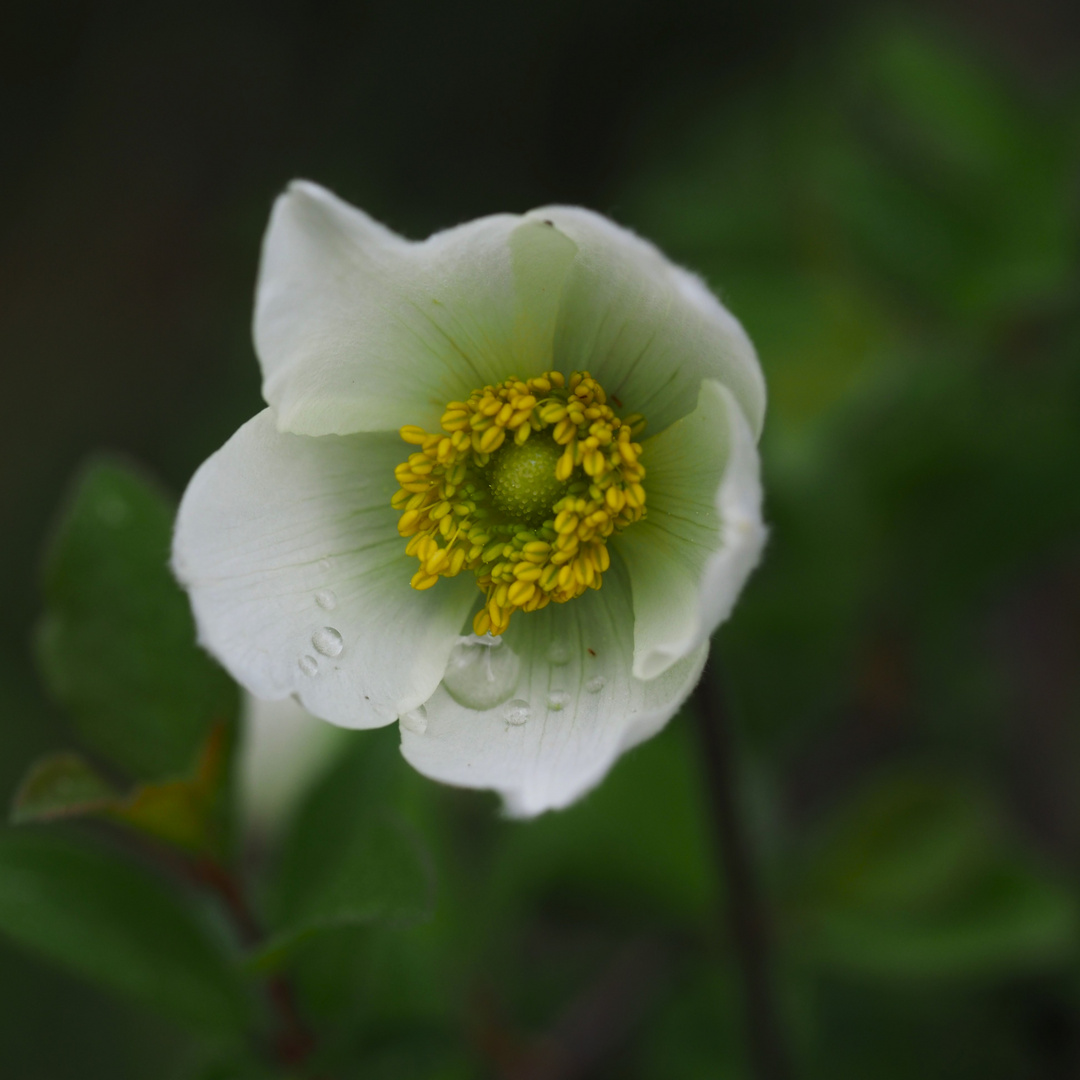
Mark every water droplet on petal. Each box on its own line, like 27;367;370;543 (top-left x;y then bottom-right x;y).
312;627;344;658
298;655;319;676
444;635;521;710
547;641;571;666
401;704;428;735
585;676;605;694
546;689;571;711
318;557;332;572
503;699;530;726
314;589;337;611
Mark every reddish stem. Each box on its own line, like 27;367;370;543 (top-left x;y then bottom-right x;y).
191;857;317;1068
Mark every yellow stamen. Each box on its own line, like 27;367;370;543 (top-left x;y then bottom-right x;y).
391;370;647;636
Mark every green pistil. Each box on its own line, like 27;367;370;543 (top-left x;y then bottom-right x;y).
486;437;568;527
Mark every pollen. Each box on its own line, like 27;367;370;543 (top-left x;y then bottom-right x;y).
391;371;647;637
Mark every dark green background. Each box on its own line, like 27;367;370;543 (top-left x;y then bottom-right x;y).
2;0;1079;1076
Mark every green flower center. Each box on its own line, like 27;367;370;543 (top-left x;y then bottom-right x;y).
486;437;569;527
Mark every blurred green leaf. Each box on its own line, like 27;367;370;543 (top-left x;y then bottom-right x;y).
809;863;1077;979
0;830;249;1035
486;714;715;924
112;721;234;855
12;723;233;856
11;753;120;823
257;731;434;970
337;1038;477;1080
36;458;240;781
800;775;991;908
633;962;746;1080
172;1047;281;1080
794;774;1078;977
823;20;1077;320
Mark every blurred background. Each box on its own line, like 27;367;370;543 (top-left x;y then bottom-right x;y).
2;0;1079;1076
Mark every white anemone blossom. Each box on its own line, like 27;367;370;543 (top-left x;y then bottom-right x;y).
173;181;767;817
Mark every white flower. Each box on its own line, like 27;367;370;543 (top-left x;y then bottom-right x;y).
172;181;766;817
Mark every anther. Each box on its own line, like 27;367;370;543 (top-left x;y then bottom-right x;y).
392;369;647;635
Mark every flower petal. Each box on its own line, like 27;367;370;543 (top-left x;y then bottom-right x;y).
616;380;766;681
172;409;476;727
523;206;766;437
399;556;708;817
255;182;578;436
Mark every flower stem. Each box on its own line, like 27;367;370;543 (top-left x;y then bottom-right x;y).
191;857;316;1068
694;656;792;1080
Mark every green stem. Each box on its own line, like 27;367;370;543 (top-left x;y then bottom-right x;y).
694;656;792;1080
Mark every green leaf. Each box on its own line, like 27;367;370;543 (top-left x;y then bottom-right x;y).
36;458;240;781
826;20;1077;319
11;724;233;857
794;774;1078;977
0;830;250;1035
485;714;715;923
257;730;434;970
109;720;234;854
11;753;120;823
172;1046;281;1080
808;862;1077;979
339;1038;478;1080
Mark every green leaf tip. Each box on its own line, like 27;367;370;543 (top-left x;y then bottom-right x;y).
11;753;120;825
10;722;233;857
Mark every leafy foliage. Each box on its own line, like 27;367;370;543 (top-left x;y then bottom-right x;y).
793;774;1078;977
259;729;435;969
36;459;240;782
13;724;232;854
11;753;120;824
0;831;249;1036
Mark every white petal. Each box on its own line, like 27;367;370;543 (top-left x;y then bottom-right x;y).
255;182;578;436
399;556;708;817
616;380;766;681
524;206;766;437
172;409;476;727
